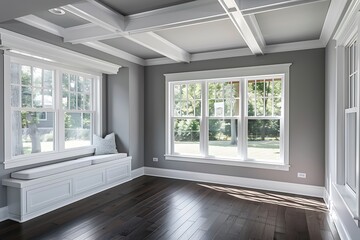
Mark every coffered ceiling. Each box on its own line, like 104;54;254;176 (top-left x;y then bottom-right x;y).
0;0;348;66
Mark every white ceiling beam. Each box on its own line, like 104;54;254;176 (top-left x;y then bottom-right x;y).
244;15;266;49
61;0;125;32
15;15;146;66
83;41;146;66
60;0;326;43
240;0;327;15
145;39;325;66
219;0;263;55
125;0;227;34
62;1;191;62
63;24;122;44
127;32;190;63
319;0;348;46
17;15;64;36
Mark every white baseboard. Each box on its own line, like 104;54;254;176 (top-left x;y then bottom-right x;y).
0;207;8;222
144;167;325;198
131;167;145;179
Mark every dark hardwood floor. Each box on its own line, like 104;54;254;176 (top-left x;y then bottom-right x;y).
0;176;339;240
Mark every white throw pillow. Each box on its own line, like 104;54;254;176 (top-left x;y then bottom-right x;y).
93;133;118;155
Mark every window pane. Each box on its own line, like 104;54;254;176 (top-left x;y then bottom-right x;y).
346;112;357;192
273;79;282;98
33;67;42;87
62;73;69;91
208;82;217;99
84;78;92;92
256;97;264;116
70;75;76;91
274;97;281;116
180;84;187;100
209;119;238;158
233;81;240;98
84;94;91;110
11;111;55;156
11;85;20;107
174;84;181;99
65;112;92;149
44;70;54;88
224;99;232;117
21;86;32;108
77;94;84;110
21;66;31;86
33;88;43;108
265;98;272;116
70;93;77;110
174;119;200;155
43;89;53;108
248;119;280;161
62;91;69;109
232;99;240;116
224;82;233;98
11;63;20;84
188;83;201;100
77;76;85;92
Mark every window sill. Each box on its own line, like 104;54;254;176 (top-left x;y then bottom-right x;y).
164;155;289;171
333;183;358;220
3;147;95;169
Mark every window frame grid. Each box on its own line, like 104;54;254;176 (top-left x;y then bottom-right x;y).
4;54;102;168
167;73;287;166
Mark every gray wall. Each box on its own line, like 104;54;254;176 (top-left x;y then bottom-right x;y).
145;48;325;186
0;21;145;208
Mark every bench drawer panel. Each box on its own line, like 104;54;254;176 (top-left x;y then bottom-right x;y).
26;180;72;213
106;164;130;183
74;171;105;195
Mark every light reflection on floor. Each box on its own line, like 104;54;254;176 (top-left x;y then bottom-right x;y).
197;183;328;213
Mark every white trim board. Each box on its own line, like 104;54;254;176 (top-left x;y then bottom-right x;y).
0;207;8;222
144;167;325;198
131;167;145;180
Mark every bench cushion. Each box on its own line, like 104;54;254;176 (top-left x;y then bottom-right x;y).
78;153;127;165
11;159;92;180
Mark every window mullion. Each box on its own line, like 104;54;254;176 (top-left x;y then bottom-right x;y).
239;79;247;160
200;81;208;157
57;70;65;151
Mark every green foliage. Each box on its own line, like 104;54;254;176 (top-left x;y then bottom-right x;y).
174;119;200;142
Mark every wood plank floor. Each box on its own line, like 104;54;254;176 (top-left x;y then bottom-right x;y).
0;176;340;240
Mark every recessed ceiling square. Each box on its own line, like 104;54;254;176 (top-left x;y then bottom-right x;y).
256;0;331;45
97;0;194;16
101;37;163;59
155;19;248;53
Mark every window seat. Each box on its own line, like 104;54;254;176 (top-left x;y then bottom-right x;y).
10;153;128;180
2;154;132;222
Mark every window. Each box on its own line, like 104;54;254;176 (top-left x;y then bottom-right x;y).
345;40;358;194
4;56;101;166
165;64;290;170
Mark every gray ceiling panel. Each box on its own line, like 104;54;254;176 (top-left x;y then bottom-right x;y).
34;9;89;28
101;37;163;59
256;0;330;45
156;19;248;53
98;0;194;16
0;0;81;23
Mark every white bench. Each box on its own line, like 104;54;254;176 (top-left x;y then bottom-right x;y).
2;153;132;222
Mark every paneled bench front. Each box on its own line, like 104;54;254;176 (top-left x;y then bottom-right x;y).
2;154;132;222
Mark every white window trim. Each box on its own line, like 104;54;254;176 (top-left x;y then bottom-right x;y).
164;63;291;170
333;6;360;225
3;54;103;169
